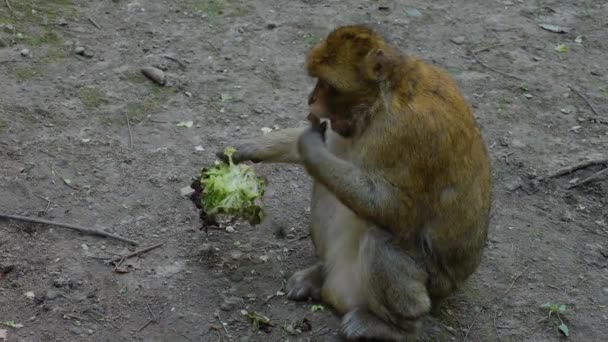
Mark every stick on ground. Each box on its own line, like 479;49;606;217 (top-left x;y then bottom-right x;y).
567;167;608;189
471;52;525;81
546;158;608;179
107;243;164;263
87;17;102;30
4;0;13;14
125;112;133;148
569;85;601;117
0;213;139;245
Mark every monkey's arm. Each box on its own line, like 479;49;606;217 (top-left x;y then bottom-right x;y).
298;128;413;231
218;127;307;164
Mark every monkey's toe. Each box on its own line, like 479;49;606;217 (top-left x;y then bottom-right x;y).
286;265;323;301
340;308;409;341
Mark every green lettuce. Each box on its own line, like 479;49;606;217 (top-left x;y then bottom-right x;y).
199;147;265;224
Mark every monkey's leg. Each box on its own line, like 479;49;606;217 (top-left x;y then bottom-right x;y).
286;263;324;301
218;127;307;164
341;229;431;341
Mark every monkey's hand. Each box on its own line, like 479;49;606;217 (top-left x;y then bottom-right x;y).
215;143;263;165
298;116;328;162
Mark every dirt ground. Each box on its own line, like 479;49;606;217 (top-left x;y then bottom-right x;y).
0;0;607;341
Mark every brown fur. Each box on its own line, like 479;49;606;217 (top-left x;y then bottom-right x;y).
218;25;492;341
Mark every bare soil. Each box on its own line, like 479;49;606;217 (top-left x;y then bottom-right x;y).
1;1;607;341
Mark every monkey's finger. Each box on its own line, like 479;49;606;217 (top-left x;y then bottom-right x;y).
215;148;261;164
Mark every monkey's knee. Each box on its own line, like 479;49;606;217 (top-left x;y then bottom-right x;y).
362;233;431;331
286;263;324;301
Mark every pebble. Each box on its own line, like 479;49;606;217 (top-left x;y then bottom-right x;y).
45;290;60;300
141;66;166;86
405;8;423;17
20;48;31;57
450;36;465;45
1;24;15;33
83;50;94;58
198;243;212;256
523;93;533;99
74;46;85;55
225;226;235;233
220;296;244;311
180;186;194;197
560;105;575;115
230;251;243;260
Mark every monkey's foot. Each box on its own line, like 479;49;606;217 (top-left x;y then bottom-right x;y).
286;264;323;301
341;308;413;342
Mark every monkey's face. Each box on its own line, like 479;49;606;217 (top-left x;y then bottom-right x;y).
307;80;359;138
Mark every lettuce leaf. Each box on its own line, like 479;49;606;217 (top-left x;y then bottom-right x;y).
199;147;265;225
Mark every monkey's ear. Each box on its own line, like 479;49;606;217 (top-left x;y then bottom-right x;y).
364;48;393;82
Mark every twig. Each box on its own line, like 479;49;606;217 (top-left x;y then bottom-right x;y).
546;158;608;178
263;280;286;304
163;55;187;70
125;112;133;149
107;243;164;263
471;39;525;55
214;312;229;334
471;52;525;81
4;0;13;15
567;167;608;189
569;85;601;117
504;265;529;294
87;17;102;30
0;213;139;245
145;300;157;321
113;257;125;272
135;306;165;334
463;308;483;342
135;318;153;334
35;195;53;213
493;311;503;342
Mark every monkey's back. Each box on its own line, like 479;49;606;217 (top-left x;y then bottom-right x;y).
358;57;492;298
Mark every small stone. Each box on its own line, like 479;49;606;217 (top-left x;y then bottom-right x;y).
57;18;68;26
180;186;194;197
198;243;212;255
184;91;193;97
53;277;70;288
2;24;15;33
220;296;244;311
230;251;243;260
523;93;533;99
450;36;465;45
83;50;94;58
45;290;60;300
74;46;85;55
225;226;235;233
406;8;423;17
69;327;84;336
81;244;89;251
141;66;166;86
560;105;575;115
20;48;31;57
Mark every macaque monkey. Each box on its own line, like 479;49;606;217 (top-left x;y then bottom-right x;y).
217;25;492;341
